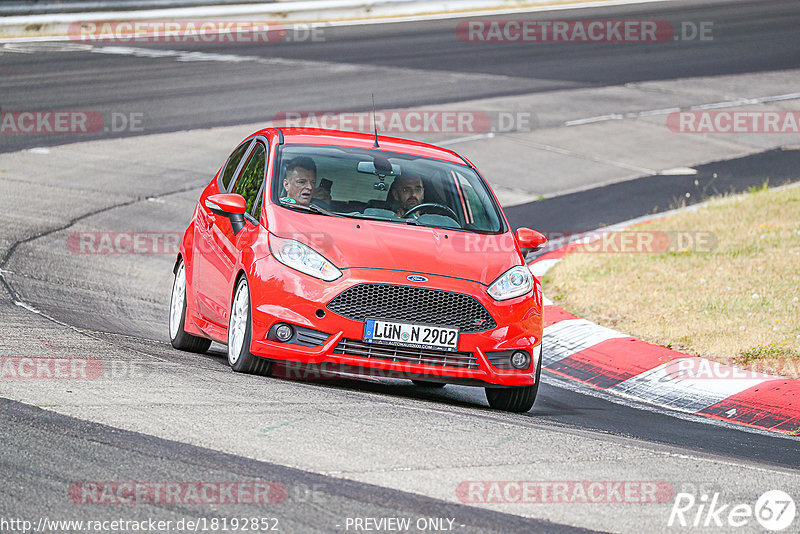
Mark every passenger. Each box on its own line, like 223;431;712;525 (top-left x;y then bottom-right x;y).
282;156;317;206
312;178;333;203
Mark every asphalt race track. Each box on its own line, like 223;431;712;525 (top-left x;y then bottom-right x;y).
1;0;800;532
2;0;800;152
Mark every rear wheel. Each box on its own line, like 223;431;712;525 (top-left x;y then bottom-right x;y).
228;276;272;376
169;259;211;353
485;345;542;412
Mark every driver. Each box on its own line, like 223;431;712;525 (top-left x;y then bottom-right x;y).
391;173;424;217
282;156;317;206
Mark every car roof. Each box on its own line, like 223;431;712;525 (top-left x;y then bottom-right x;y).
254;127;470;166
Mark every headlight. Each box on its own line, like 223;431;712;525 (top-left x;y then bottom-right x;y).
487;265;533;301
269;234;342;281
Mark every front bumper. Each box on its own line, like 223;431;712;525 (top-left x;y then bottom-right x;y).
248;263;542;387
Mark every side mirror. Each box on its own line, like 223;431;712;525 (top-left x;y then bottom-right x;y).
515;227;548;255
205;193;247;235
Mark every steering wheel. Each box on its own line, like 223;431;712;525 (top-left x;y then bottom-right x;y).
402;202;459;221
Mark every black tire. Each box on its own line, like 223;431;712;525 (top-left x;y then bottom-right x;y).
412;380;446;388
485;345;542;412
227;276;272;376
169;259;211;353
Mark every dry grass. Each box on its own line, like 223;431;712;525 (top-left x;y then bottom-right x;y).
543;183;800;379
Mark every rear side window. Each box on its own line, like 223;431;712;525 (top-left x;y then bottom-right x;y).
221;140;252;190
232;142;267;220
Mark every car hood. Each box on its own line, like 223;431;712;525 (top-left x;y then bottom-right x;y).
269;212;521;287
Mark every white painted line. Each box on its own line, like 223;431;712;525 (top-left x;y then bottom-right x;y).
566;93;800;127
634;106;680;117
1;0;404;24
542;319;629;366
439;132;495;146
660;166;697;175
754;92;800;103
14;300;43;314
565;114;624;126
690;98;759;111
303;0;680;29
0;0;679;38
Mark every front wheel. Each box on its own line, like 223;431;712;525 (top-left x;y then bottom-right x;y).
485;345;542;412
169;259;211;353
228;276;271;376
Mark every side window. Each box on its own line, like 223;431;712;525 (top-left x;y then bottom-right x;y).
231;142;267;220
220;140;252;190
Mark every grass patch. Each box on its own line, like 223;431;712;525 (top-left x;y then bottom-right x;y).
543;184;800;378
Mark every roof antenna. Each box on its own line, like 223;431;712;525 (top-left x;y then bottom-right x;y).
371;93;380;148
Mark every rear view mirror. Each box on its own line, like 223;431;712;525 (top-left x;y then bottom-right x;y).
205;193;247;235
515;227;547;255
357;160;401;176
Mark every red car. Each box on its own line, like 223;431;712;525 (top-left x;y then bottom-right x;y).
169;127;547;412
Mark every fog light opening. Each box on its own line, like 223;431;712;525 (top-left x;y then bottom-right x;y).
510;350;530;370
275;323;294;342
316;309;326;318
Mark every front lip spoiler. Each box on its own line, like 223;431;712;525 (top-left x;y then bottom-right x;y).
250;333;538;387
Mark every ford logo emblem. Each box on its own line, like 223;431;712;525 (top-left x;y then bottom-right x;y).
407;275;428;283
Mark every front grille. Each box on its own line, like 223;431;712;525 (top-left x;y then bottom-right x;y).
333;338;478;369
294;327;330;347
327;283;496;333
486;350;514;369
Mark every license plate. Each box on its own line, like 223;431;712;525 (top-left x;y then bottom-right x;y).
363;318;459;352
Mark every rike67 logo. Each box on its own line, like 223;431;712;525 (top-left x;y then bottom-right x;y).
668;490;796;530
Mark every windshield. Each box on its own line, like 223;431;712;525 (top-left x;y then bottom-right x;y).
272;145;505;233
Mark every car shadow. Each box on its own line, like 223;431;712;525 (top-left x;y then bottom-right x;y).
203;345;546;415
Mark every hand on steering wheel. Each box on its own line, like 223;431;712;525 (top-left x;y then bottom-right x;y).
402;202;459;221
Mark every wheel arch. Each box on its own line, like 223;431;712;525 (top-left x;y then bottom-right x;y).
231;268;249;304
